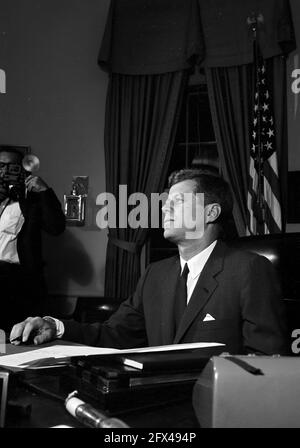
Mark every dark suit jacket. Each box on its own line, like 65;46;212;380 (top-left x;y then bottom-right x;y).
17;188;65;290
63;241;288;355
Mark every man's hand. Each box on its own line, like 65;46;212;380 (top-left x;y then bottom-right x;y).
25;175;49;193
10;316;56;345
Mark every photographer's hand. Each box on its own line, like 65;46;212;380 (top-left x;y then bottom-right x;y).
25;175;49;193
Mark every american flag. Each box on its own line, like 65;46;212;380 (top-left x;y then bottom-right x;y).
247;53;282;235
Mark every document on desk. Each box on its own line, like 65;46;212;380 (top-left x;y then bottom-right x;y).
0;345;120;369
119;342;225;354
0;342;224;369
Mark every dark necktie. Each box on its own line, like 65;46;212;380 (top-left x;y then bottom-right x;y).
174;262;189;331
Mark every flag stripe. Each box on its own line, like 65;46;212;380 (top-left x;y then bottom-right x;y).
262;198;281;233
263;177;282;230
263;160;281;205
268;151;279;174
247;49;281;235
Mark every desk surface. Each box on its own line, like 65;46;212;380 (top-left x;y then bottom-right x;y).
6;385;199;428
2;343;200;428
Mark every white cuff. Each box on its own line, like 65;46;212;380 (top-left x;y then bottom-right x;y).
43;316;65;338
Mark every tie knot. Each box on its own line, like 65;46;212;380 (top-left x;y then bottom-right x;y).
181;263;189;281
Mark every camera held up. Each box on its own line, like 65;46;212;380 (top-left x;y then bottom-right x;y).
0;154;40;201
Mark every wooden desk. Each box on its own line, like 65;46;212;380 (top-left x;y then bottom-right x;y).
1;343;200;428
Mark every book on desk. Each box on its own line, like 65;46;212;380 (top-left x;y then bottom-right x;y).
120;348;215;371
60;345;226;414
66;349;211;390
67;344;225;386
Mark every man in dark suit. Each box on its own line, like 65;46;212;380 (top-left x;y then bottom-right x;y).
0;148;65;331
10;169;288;354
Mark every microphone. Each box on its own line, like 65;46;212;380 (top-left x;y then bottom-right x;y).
65;391;129;429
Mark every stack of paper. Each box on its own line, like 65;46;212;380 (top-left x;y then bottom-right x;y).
0;342;224;369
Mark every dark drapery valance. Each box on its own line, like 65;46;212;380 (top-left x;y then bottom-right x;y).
199;0;296;67
98;0;204;74
99;0;295;74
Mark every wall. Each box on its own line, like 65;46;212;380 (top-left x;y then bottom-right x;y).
0;0;110;299
287;0;300;232
288;0;300;171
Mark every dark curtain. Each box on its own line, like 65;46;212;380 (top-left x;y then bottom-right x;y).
99;0;204;75
104;71;187;300
99;0;204;300
271;55;288;231
205;55;288;236
199;0;295;67
206;64;251;236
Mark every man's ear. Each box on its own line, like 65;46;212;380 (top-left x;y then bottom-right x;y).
206;203;221;223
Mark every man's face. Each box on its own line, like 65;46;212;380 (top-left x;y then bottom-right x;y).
162;179;205;243
0;151;23;201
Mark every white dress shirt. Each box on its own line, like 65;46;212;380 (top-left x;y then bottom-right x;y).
179;239;217;304
0;200;24;263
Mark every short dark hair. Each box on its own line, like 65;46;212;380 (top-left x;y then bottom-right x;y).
168;169;233;224
0;146;23;161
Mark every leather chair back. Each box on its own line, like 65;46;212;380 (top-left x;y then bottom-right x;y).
228;233;300;338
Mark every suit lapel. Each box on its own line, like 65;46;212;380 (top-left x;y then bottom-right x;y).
161;256;181;345
19;197;28;218
173;241;227;344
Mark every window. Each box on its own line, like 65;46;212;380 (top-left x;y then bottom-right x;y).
168;83;218;175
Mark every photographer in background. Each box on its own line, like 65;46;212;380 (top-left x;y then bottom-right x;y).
0;148;65;332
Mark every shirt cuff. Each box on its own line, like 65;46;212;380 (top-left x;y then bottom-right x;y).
43;316;65;338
